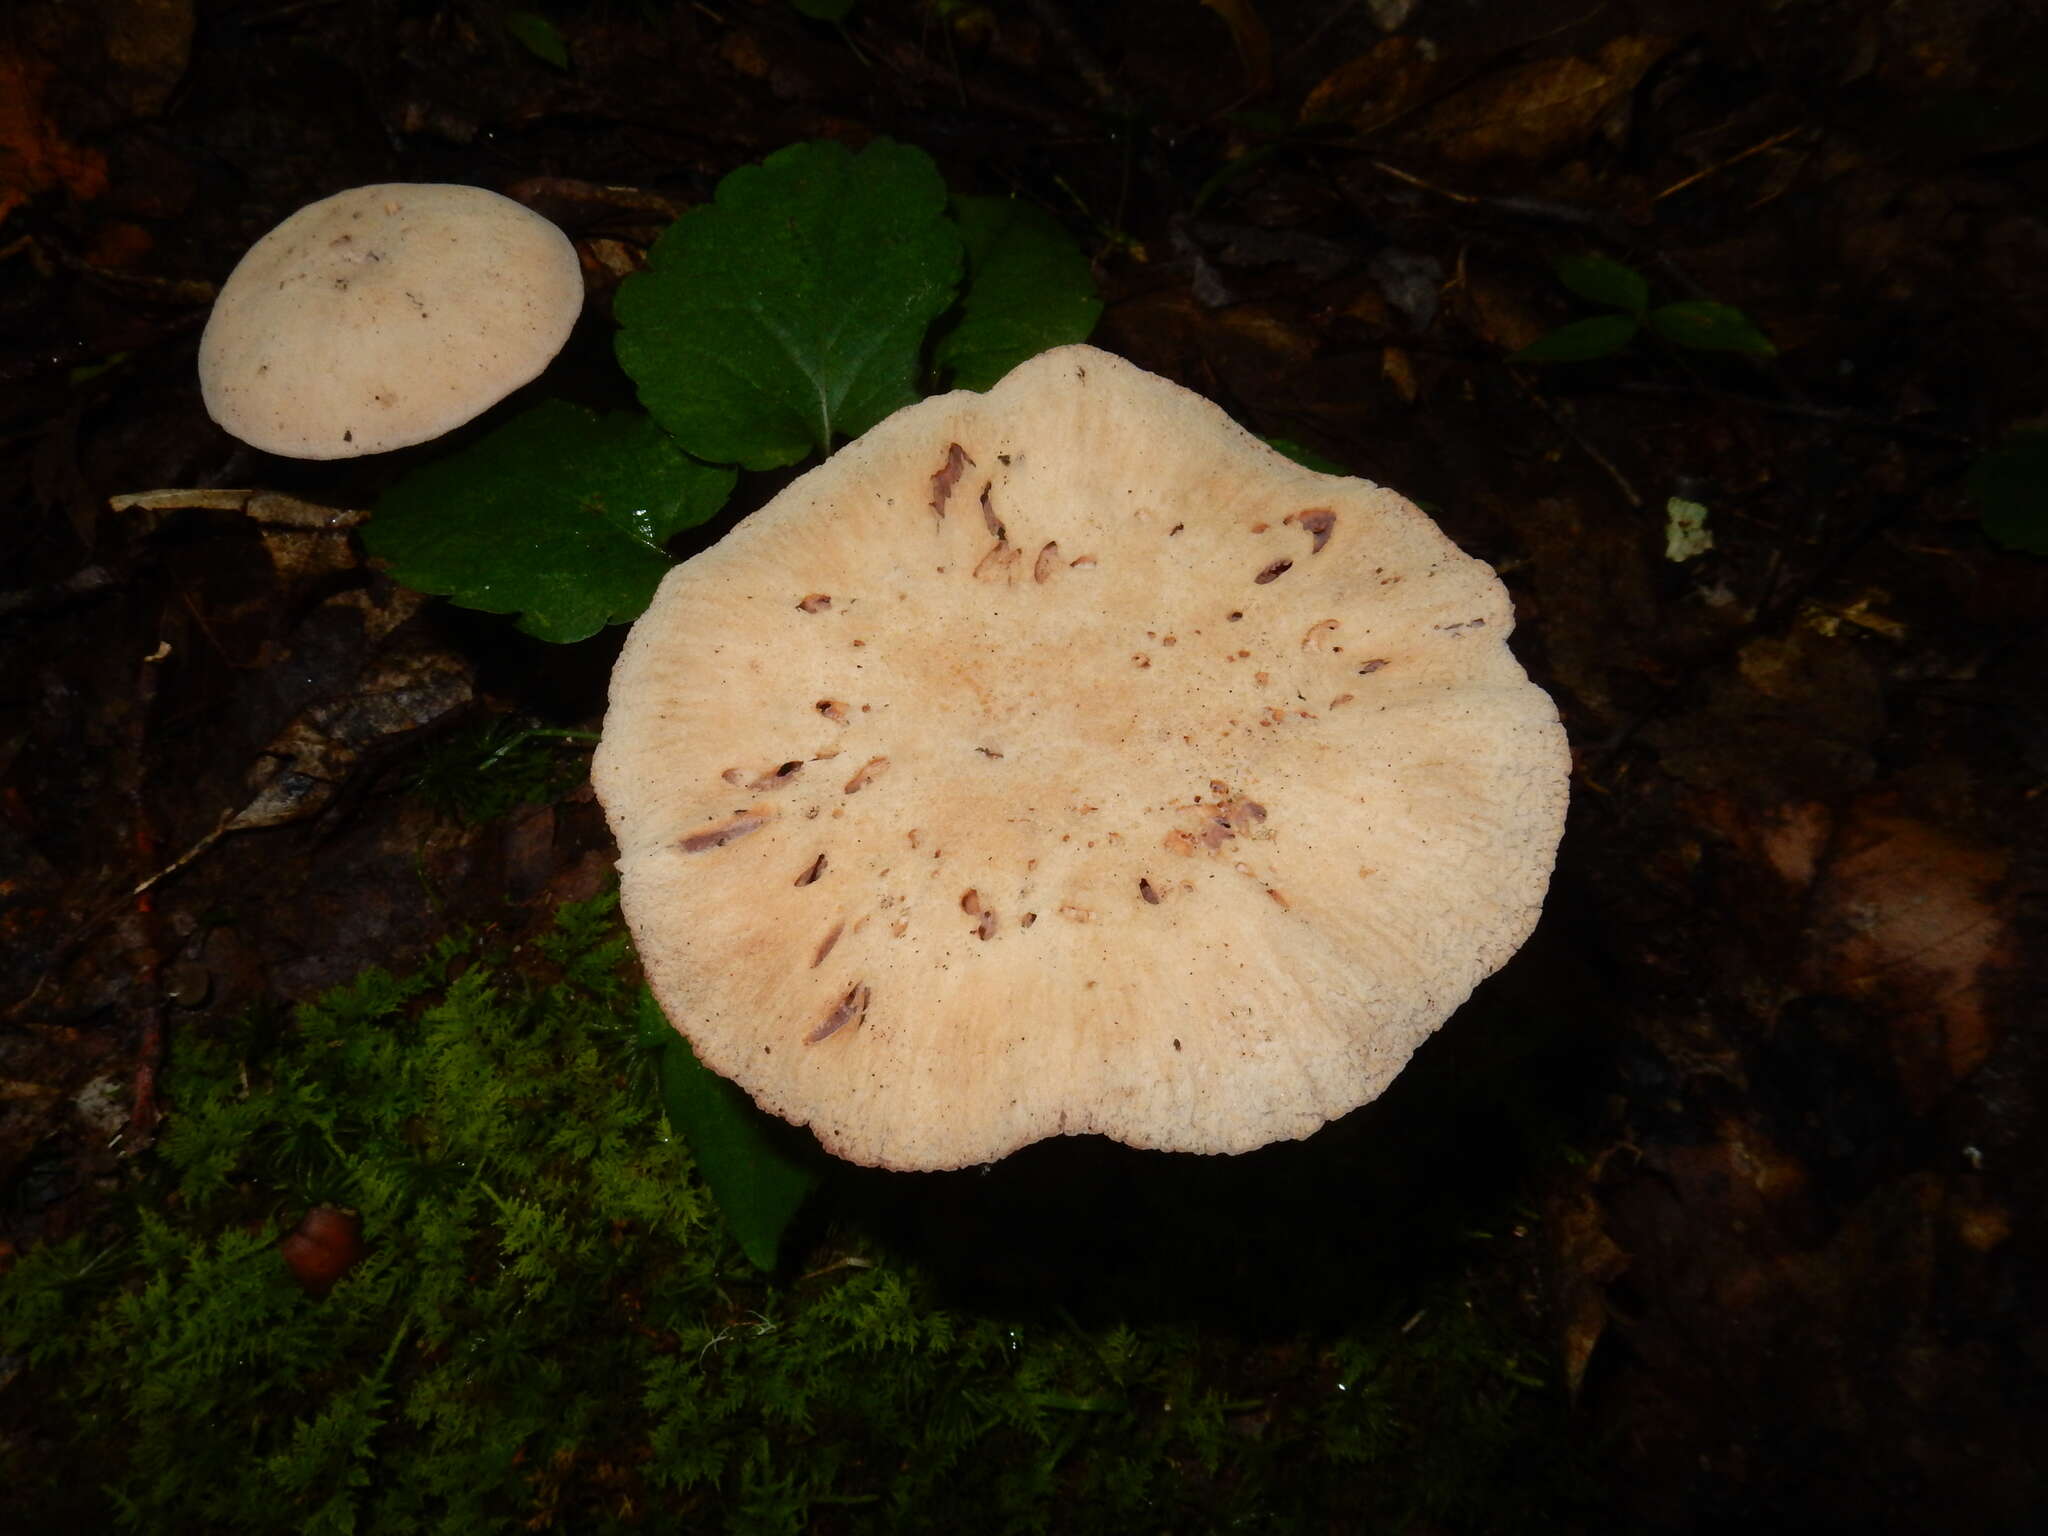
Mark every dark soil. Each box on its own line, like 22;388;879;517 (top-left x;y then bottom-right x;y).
3;1;2043;1530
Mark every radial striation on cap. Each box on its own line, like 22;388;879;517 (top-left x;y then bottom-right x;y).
596;346;1570;1171
198;183;584;459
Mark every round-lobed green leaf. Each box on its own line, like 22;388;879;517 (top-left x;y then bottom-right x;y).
932;195;1103;393
364;400;735;644
615;138;963;470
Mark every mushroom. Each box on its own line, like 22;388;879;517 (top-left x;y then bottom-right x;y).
198;183;583;459
595;345;1568;1171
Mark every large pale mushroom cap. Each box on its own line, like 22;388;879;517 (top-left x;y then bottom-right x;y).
198;183;583;459
596;345;1568;1171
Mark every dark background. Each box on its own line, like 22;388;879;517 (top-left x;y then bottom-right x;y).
2;1;2043;1529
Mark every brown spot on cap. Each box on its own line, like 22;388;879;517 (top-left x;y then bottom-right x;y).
806;982;870;1044
930;443;972;521
745;761;804;790
973;542;1022;582
680;809;771;853
1286;508;1336;553
843;757;889;794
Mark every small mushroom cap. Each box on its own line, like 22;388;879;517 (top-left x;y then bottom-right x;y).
596;345;1568;1171
197;183;583;459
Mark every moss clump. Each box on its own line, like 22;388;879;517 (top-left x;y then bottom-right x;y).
0;896;1597;1532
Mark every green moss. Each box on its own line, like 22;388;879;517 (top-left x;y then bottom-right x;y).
0;897;1599;1532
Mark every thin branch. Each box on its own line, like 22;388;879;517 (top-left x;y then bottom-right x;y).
1511;374;1647;510
1655;127;1807;203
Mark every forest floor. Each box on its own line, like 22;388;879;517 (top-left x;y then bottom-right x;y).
2;1;2043;1530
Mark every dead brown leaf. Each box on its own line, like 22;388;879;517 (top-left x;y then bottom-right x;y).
1954;1201;2012;1253
719;27;772;82
1758;800;1831;888
1421;36;1673;167
1457;268;1550;353
1548;1182;1629;1399
1101;288;1315;400
0;45;109;228
1211;301;1315;363
1299;35;1438;131
1;0;193;230
1195;0;1272;94
100;0;195;117
1812;801;2011;1095
1380;344;1420;404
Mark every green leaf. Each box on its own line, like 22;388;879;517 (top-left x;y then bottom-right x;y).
637;990;821;1272
503;10;570;70
1554;254;1648;315
616;139;963;469
1968;430;2048;555
1510;313;1640;363
1647;300;1777;357
932;196;1103;392
365;401;734;644
790;0;859;19
1262;436;1348;475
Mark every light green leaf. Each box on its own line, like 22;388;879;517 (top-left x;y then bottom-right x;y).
932;196;1103;391
615;139;963;469
1554;254;1649;315
1510;312;1640;363
1968;430;2048;555
1647;300;1776;357
503;11;570;70
364;401;734;644
635;990;821;1272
